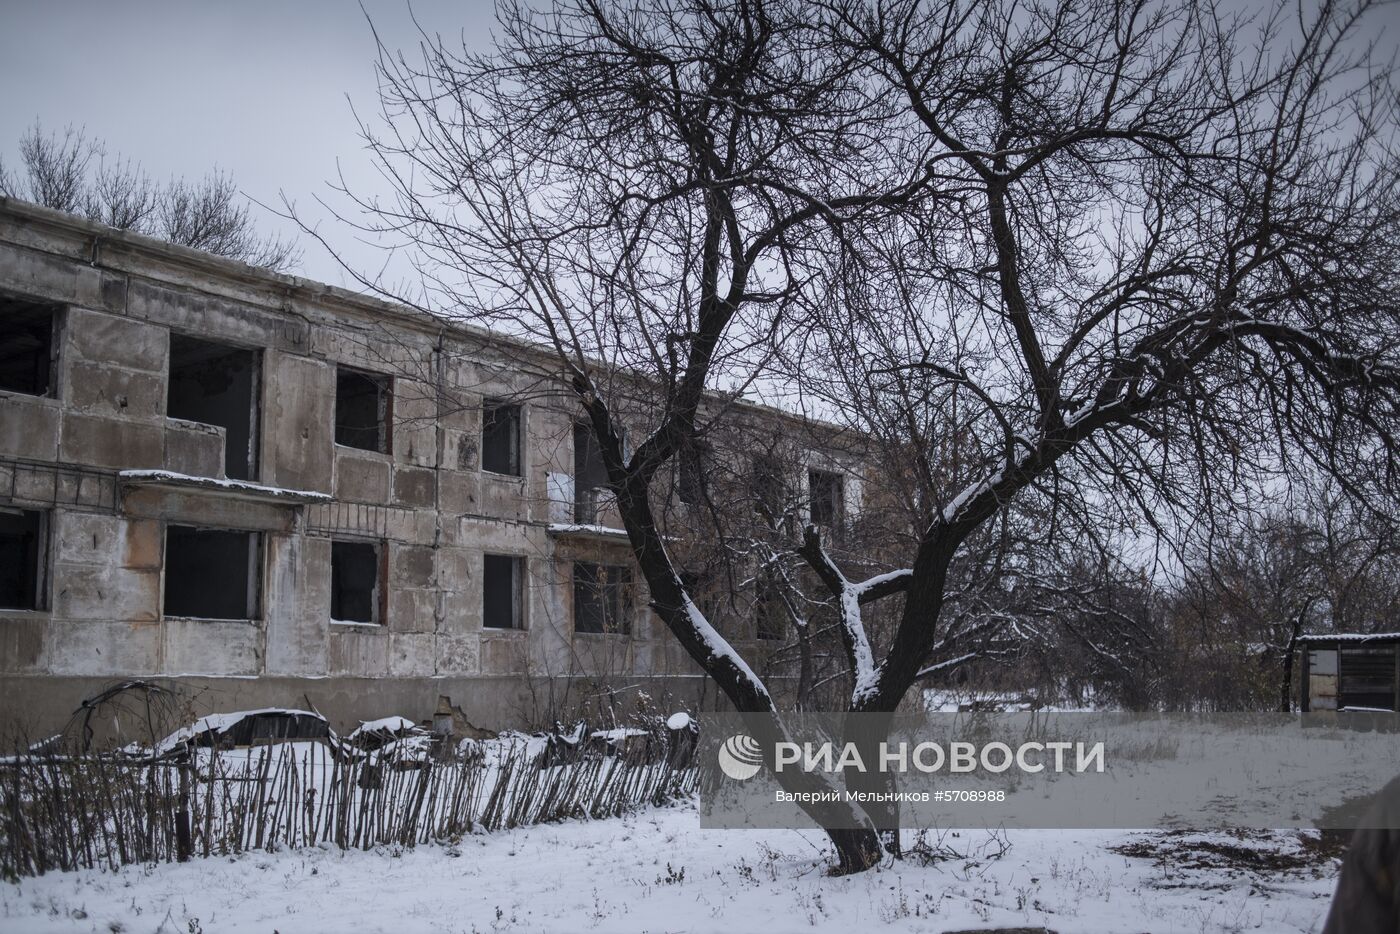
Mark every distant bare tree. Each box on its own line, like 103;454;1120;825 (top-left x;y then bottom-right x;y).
1;122;297;272
324;0;1400;872
1166;478;1400;712
0;123;95;214
87;155;157;231
158;171;298;271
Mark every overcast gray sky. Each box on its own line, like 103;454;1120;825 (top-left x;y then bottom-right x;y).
0;0;498;287
3;0;1398;293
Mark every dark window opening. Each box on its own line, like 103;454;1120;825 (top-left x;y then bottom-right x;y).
481;401;522;476
483;553;523;629
331;539;382;624
574;562;632;635
752;454;784;515
163;525;261;620
755;579;788;641
168;335;259;480
808;469;844;526
574;422;611;523
0;508;46;610
0;299;57;397
678;569;715;619
678;440;707;506
335;368;391;454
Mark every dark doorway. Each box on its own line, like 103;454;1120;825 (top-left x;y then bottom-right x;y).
168;335;259;480
163;525;260;620
0;508;45;610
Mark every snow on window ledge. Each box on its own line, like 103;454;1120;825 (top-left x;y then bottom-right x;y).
119;470;332;504
546;522;629;540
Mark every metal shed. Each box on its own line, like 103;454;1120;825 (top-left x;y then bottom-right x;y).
1297;633;1400;713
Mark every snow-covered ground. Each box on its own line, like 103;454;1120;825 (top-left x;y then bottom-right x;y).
0;800;1340;933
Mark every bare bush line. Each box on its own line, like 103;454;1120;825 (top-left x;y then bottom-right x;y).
0;743;697;879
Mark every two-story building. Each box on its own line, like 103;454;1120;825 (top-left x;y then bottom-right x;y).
0;198;870;738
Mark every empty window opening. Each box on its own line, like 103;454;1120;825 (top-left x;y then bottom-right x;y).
808;469;844;526
163;525;261;620
482;553;524;629
678;440;707;506
678;569;716;620
168;335;259;480
481;401;522;476
752;454;785;515
574;422;611;523
755;579;788;641
335;368;391;454
331;539;382;624
0;507;46;610
0;298;57;397
574;562;632;635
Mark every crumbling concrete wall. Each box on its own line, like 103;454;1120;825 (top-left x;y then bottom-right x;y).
0;199;744;733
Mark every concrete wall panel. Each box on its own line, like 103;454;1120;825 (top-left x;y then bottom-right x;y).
0;396;60;462
388;631;434;676
261;350;334;493
66;308;166;373
333;449;391;503
127;279;307;353
328;626;388;677
50;562;160;623
0;241;123;313
66;362;164;419
41;620;162;675
164;420;225;477
265;533;327;676
60;412;164;469
162;618;261;676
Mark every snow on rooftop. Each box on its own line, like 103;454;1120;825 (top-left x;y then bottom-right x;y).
153;708;325;753
348;716;419;739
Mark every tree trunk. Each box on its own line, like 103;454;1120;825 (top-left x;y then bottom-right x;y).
1279;642;1296;713
842;710;902;857
1279;604;1311;713
827;826;885;874
796;623;815;711
608;462;891;872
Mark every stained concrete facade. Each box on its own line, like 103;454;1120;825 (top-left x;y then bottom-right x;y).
0;199;859;738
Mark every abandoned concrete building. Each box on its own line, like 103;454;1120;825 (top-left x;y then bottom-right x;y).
0;198;873;738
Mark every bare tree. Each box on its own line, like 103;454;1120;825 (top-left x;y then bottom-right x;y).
1;121;298;271
322;0;1400;872
158;171;299;271
775;0;1400;843
0;123;95;214
1164;477;1400;712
